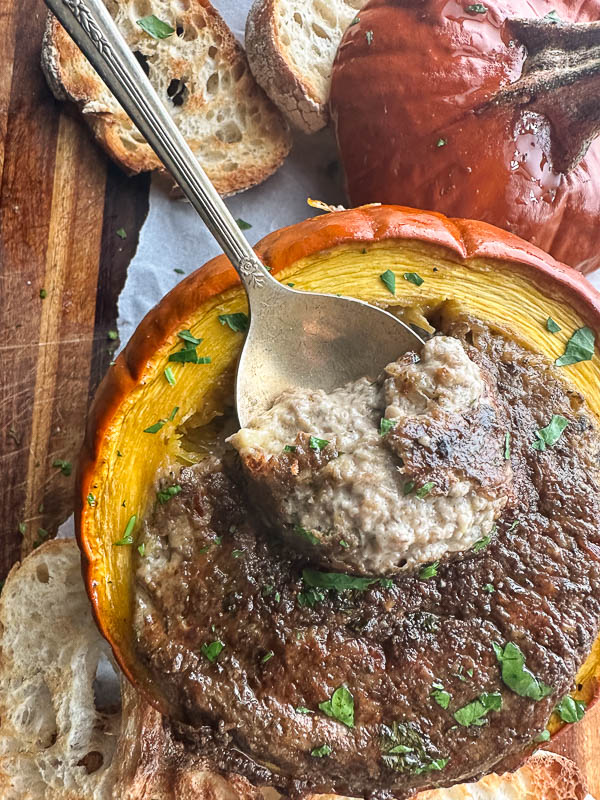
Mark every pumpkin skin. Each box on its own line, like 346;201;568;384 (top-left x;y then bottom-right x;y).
77;205;600;773
330;0;600;274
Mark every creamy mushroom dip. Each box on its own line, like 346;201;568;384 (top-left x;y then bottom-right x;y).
228;336;513;574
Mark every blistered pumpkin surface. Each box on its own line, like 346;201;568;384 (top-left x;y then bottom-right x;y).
79;237;600;721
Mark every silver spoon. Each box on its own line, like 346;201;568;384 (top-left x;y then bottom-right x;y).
46;0;423;426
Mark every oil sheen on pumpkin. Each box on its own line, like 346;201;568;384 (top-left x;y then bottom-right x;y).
228;336;512;575
330;0;600;273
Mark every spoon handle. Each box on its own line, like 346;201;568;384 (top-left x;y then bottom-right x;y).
44;0;277;296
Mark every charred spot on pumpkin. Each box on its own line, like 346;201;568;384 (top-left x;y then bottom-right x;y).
77;751;104;774
133;50;150;78
167;78;188;107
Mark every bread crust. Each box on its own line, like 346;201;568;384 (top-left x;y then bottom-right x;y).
40;4;291;196
246;0;326;133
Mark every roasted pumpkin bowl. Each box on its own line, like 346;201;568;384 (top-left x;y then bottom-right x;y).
78;205;600;797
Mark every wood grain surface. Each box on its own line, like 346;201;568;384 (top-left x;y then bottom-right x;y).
0;0;598;795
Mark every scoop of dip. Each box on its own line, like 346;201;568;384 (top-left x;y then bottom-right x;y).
228;336;513;574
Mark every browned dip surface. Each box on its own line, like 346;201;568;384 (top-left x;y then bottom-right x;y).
133;315;600;799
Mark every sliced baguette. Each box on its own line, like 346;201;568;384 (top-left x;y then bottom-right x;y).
245;0;368;133
41;0;291;197
0;540;594;800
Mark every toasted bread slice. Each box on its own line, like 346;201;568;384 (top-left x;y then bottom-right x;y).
245;0;368;133
41;1;291;197
0;540;594;800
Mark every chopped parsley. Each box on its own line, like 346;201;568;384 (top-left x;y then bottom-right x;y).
137;543;146;557
431;683;451;709
311;744;332;757
419;561;439;580
144;418;167;434
232;549;245;558
416;482;434;499
535;729;551;742
381;722;448;774
380;270;396;295
294;524;319;545
309;436;329;450
284;444;297;453
201;640;225;662
87;493;96;507
318;685;354;728
219;312;249;333
302;568;378;592
404;272;424;287
164;367;176;386
297;586;326;607
453;692;501;727
169;330;210;364
533;415;568;450
472;534;491;552
436;138;447;147
508;520;520;532
136;14;175;38
555;326;595;367
261;650;274;663
504;431;511;460
107;330;118;341
493;641;554;700
116;227;127;239
114;514;137;546
483;583;495;593
39;288;47;299
236;218;252;230
296;706;313;714
380;417;396;436
555;695;586;723
178;330;202;346
157;485;182;504
546;317;561;334
366;29;374;45
52;459;72;477
466;3;487;13
340;539;350;548
403;480;416;495
174;268;185;275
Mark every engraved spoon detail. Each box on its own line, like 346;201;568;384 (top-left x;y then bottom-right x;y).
45;0;424;425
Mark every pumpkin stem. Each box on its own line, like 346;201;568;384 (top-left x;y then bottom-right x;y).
492;18;600;173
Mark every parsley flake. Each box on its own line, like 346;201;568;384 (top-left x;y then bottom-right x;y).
236;218;252;230
555;326;595;367
380;270;396;295
294;524;319;545
52;459;72;477
39;288;47;299
380;417;396;436
296;706;313;714
403;480;416;495
261;650;274;663
419;561;439;580
87;493;96;507
144;418;166;434
504;431;511;460
116;227;127;239
311;744;332;757
466;3;487;13
137;543;146;557
484;583;495;593
201;640;225;662
219;313;249;333
532;415;569;451
431;685;451;709
493;641;554;700
555;695;586;723
303;568;378;592
114;514;137;546
535;729;551;742
164;367;176;386
284;444;297;453
309;435;329;450
178;329;202;346
157;485;182;504
319;685;354;728
136;14;175;38
454;692;501;727
404;272;424;287
546;317;561;333
416;482;435;499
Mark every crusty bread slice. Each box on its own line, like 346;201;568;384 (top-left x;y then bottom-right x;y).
0;540;594;800
41;0;291;197
245;0;369;133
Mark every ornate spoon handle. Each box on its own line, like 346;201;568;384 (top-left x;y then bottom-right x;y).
44;0;278;296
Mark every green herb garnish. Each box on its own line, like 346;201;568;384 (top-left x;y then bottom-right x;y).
340;539;349;548
107;330;118;341
297;587;326;607
116;227;127;239
436;138;447;147
380;417;396;436
262;650;274;663
493;641;554;700
296;706;313;714
52;459;72;477
236;218;252;230
431;684;451;709
201;640;225;662
404;272;424;287
114;514;137;546
164;367;176;386
453;692;501;727
157;485;182;504
546;317;561;333
535;729;551;742
532;415;568;451
178;329;202;346
555;326;595;366
303;568;377;592
294;524;319;545
309;436;329;450
484;583;495;593
380;270;396;295
472;535;491;552
555;695;586;723
311;744;332;757
136;14;175;38
174;268;185;275
319;685;354;728
137;543;146;557
87;493;96;507
39;288;47;299
219;312;249;333
381;722;448;774
284;444;297;453
403;480;416;495
466;3;487;13
419;561;439;580
416;482;434;499
144;418;166;434
504;431;511;460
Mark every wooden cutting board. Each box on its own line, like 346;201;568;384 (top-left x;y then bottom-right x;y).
0;0;598;794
